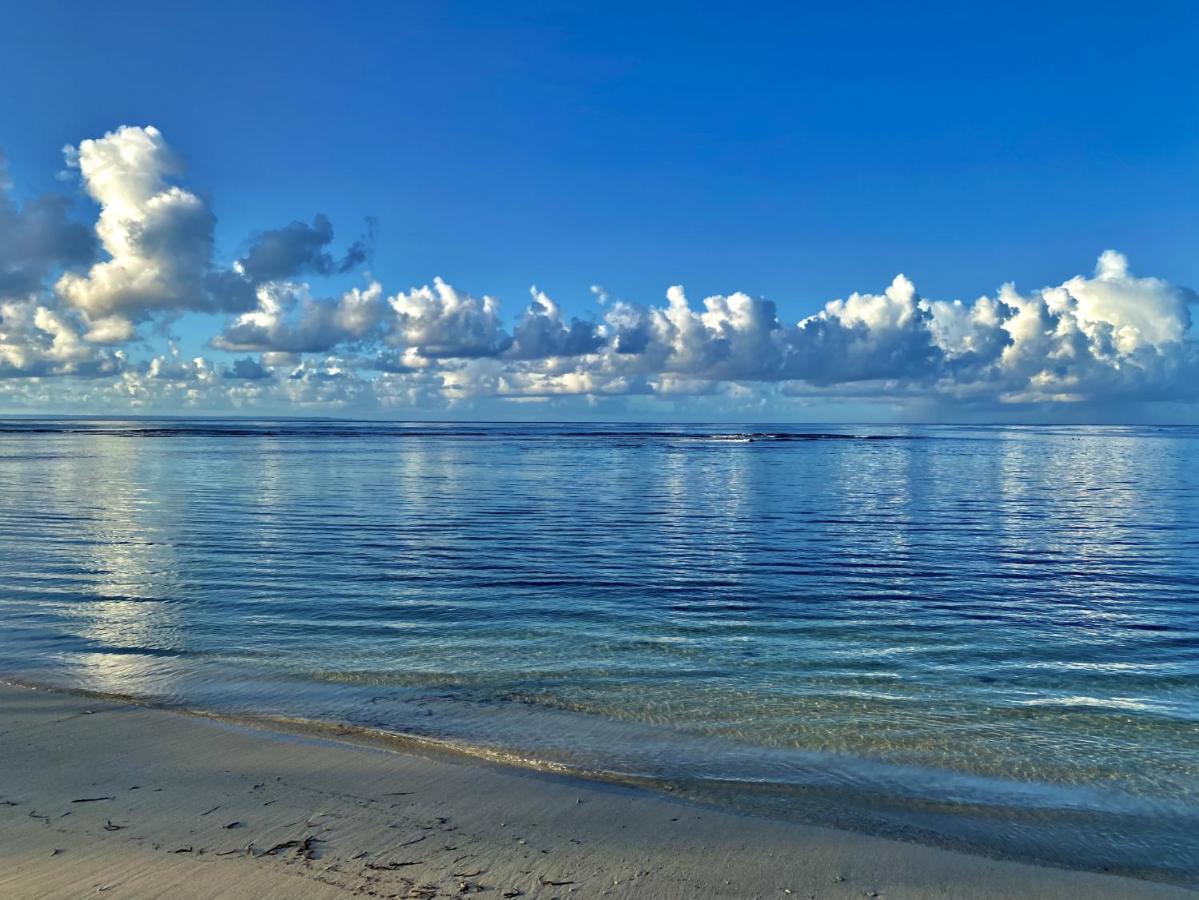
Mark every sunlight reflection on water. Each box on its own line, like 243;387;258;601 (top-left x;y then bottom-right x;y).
0;420;1196;882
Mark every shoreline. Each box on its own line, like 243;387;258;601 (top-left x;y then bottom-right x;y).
0;681;1191;899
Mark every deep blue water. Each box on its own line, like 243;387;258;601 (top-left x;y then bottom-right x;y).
0;420;1196;882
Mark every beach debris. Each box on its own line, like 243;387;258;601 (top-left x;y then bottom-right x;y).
103;820;124;831
298;835;322;860
452;869;484;878
200;805;221;816
539;877;575;886
366;860;422;870
501;891;524;898
28;810;50;825
259;839;302;856
1;799;21;806
222;821;243;829
397;834;428;848
72;796;113;803
351;851;369;860
254;836;322;859
172;846;194;853
50;848;64;856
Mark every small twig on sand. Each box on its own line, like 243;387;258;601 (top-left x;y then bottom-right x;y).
103;819;124;831
200;806;221;816
71;797;113;803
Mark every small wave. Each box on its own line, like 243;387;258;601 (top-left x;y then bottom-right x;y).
0;420;917;443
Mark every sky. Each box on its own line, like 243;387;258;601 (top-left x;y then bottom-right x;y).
1;0;1197;421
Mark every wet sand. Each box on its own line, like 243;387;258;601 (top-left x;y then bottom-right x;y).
0;682;1189;899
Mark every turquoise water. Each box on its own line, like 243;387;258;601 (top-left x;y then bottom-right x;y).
0;420;1196;882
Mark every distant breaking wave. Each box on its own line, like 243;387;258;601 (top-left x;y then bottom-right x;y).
0;420;916;442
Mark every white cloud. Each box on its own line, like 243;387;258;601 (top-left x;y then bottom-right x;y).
3;124;1199;418
55;126;244;341
507;288;603;359
214;280;388;353
387;278;510;358
0;154;95;298
0;300;123;377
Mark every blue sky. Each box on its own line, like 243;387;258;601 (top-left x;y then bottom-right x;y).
0;1;1197;420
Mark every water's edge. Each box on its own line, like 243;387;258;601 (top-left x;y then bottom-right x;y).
5;675;1192;890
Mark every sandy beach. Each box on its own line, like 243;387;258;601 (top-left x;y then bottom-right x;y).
0;682;1189;900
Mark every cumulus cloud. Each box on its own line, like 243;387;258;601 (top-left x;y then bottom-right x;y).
507;288;603;359
213;281;387;353
386;278;511;358
0;154;96;298
52;126;369;344
0;300;123;378
222;356;273;380
236;214;373;283
54;126;239;341
3;123;1199;419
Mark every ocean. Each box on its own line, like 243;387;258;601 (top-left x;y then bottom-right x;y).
0;420;1195;884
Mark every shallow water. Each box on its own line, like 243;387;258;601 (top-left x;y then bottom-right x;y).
0;419;1196;882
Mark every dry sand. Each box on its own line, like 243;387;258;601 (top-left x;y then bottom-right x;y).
0;682;1190;899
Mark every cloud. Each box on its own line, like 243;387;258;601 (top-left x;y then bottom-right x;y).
386;278;511;358
52;126;367;344
222;356;273;380
0;300;124;378
3;123;1199;419
507;289;604;359
0;153;96;298
236;214;373;283
55;126;239;341
213;281;388;353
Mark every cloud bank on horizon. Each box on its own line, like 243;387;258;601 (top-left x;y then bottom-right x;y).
1;125;1196;420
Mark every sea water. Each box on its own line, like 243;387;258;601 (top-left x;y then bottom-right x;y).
0;420;1195;883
